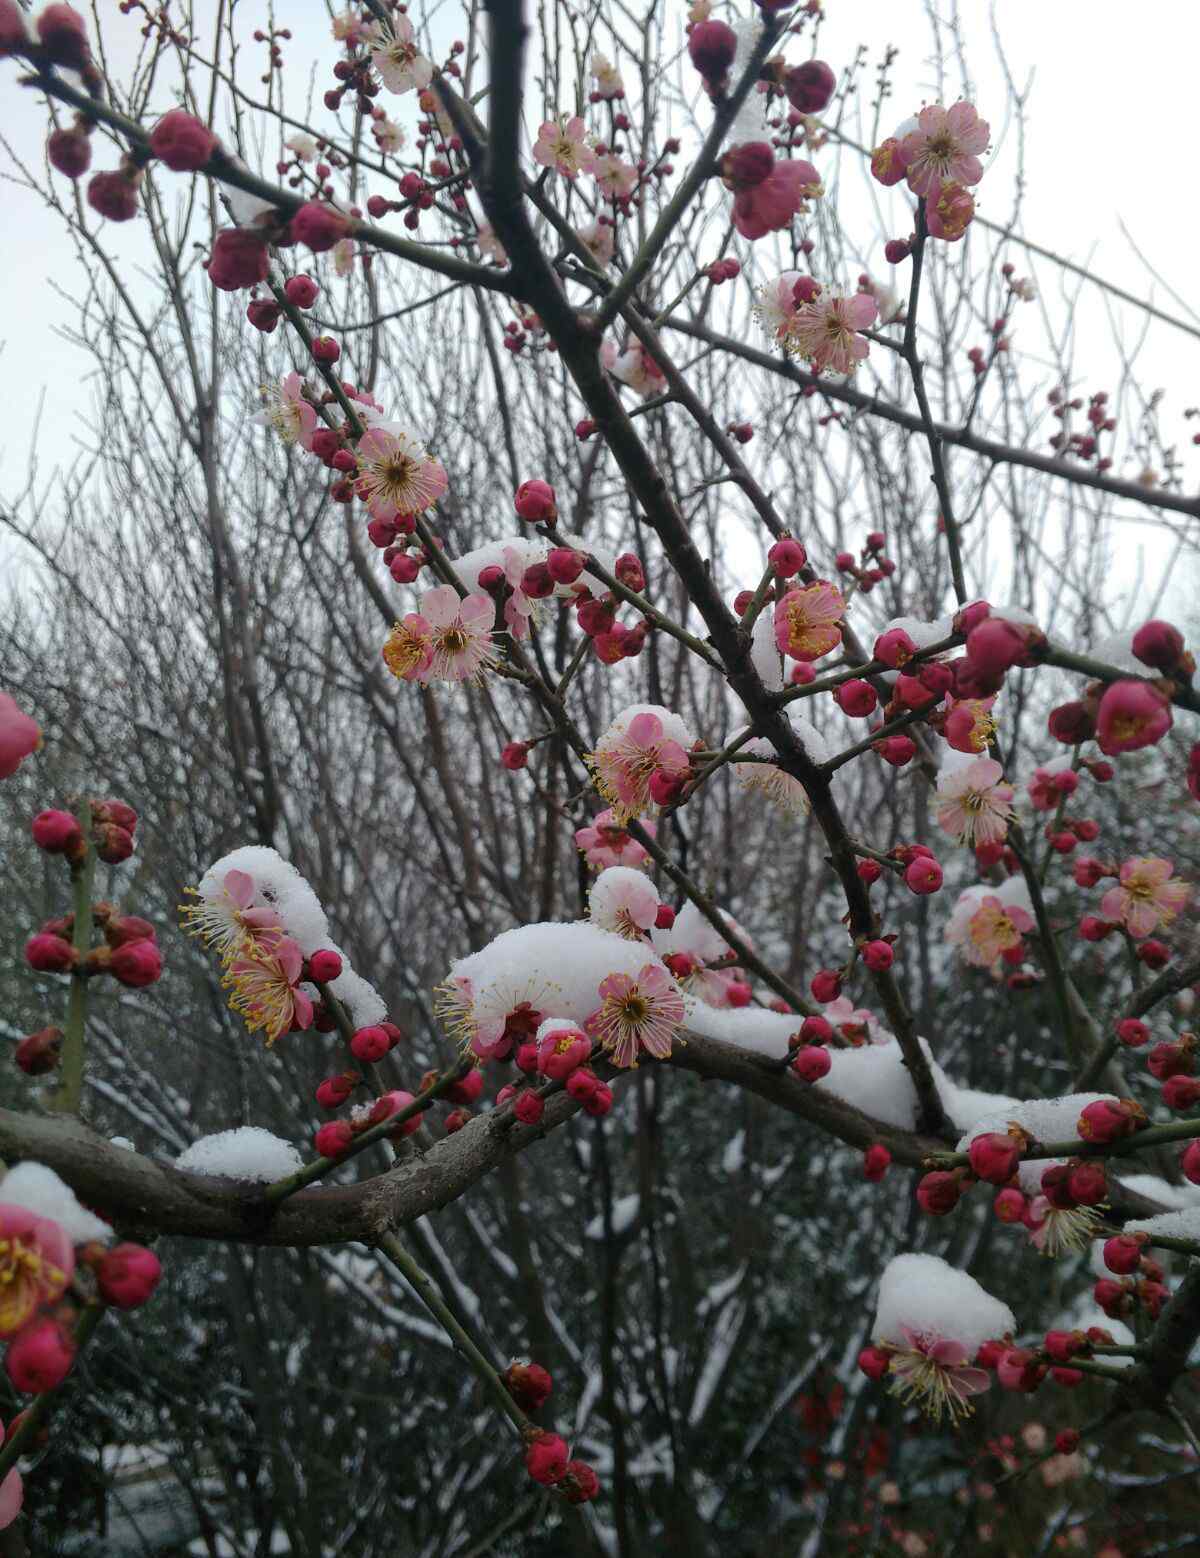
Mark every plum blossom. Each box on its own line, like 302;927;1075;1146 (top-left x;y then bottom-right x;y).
585;963;684;1068
588;867;660;939
1024;1194;1103;1258
577;218;615;266
285;133;318;163
925;179;975;242
355;425;449;522
223;935;313;1045
943;695;997;754
437;972;552;1061
498;545;540;639
588;709;692;822
947;886;1034;969
732;158;822;241
574;809;655;871
1100;858;1190;940
884;1325;992;1424
899;102;989;196
0;1204;74;1338
421;587;498;683
332;237;356;277
368;16;433;95
476;221;508;265
0;1461;21;1532
604;340;667;398
254;372;318;449
371;115;405;155
381;613;434;682
533;117;596;179
734;738;810;818
331;9;367;45
822;996;891;1045
179;867;284;961
935;757;1014;846
591;52;625;99
591;151;637;201
774;582;846;662
786;289;878;376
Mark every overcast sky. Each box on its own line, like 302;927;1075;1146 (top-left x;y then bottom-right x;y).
2;0;1195;609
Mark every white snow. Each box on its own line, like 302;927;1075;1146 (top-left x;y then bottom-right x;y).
0;1161;113;1243
1114;1174;1200;1211
874;1253;1015;1353
750;608;784;692
957;1093;1117;1194
1124;1208;1200;1243
110;1136;135;1151
651;900;749;964
722;1131;746;1174
585;1193;640;1240
175;1127;304;1182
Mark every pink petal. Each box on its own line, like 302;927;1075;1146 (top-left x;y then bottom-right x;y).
626;712;664;748
275;938;303;984
459;593;495;627
0;1470;22;1531
952;1366;992;1397
223;869;256;909
420;585;459;628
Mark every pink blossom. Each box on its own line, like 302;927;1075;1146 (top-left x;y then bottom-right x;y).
774;582;846;662
533;117;596;179
591;52;624;100
577;218;615;266
900;102;989;197
943;696;996;754
252;373;319;449
355;425;448;523
589;869;660;938
734;737;810;819
224;935;313;1045
586;962;684;1068
179;867;284;960
952;895;1033;967
382;613;435;682
368;15;433;94
0;1205;74;1337
605;340;667;398
420;587;498;683
589;711;691;822
935;757;1014;846
925;179;976;242
785;289;877;375
0;692;41;779
1100;857;1190;940
732;158;822;240
574;808;655;871
476;221;507;265
591;151;637;200
371;115;405;155
332;9;367;46
499;546;539;639
537;1025;592;1080
885;1325;992;1423
1096;679;1173;755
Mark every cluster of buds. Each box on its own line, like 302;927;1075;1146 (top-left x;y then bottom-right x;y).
1094;1236;1170;1321
501;1365;599;1501
834;530;895;594
313;1087;424;1158
1047;387;1117;469
31;798;138;866
505;1027;615;1120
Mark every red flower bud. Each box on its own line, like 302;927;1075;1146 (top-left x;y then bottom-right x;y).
30;809;82;854
857;1345;891;1381
1095;679;1172;756
246;299;281;333
149;109;217;172
687;19;737;82
562;1460;600;1504
809;969;841;1003
96;1243;162;1309
24;933;76;973
916;1170;962;1216
654;904;676;931
87;169;140;223
904;856;943;895
501;741;529;771
5;1314;76;1393
1131;619;1186;673
785;59;836;114
290;201;351;252
835;679;877;717
47;126;92;179
767;538;807;578
863;1143;891;1182
14;1026;63;1075
503;1360;552;1411
207;227;270;291
1162;1075;1200;1112
1077;1098;1142;1144
547;547;585;585
525;1430;569;1485
308;949;343;983
514;1090;545;1125
1102;1234;1144;1275
110;939;163;988
791;1046;831;1084
862;939;894;972
1181;1140;1200;1185
350;1025;391;1063
873;627;917;669
1067;1159;1107;1205
992;1187;1027;1223
284;274;320;308
967;1131;1023;1185
37;4;90;68
513;479;557;522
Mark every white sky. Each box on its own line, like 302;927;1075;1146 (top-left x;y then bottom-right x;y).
2;1;1196;588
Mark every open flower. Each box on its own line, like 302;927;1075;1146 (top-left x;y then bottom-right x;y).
223;935;313;1045
899;102;989;196
588;867;660;939
591;52;625;99
1100;857;1190;940
382;613;434;682
935;757;1014;846
285;133;318;163
369;15;433;94
372;115;406;155
605;340;667;398
943;695;996;754
591;151;637;200
786;290;877;375
253;372;318;449
577;218;615;266
499;545;539;639
588;710;692;822
1024;1195;1104;1258
0;1205;74;1338
421;587;498;683
586;962;684;1068
884;1325;992;1424
355;425;448;522
574;809;655;871
533;117;596;178
949;893;1034;968
179;867;284;961
774;582;845;662
732;158;822;240
734;737;810;818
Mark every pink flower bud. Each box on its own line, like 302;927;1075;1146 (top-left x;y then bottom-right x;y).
350;1025;391;1063
654;904;676;930
308;949;343;983
314;1120;354;1157
792;1046;831;1084
503;1360;552;1411
562;1460;600;1504
1077;1098;1142;1144
968;1131;1023;1185
47;126;91;179
648;768;686;806
1096;679;1173;755
875;735;917;767
315;1074;356;1109
785;59;836;114
0;0;29;55
767;538;807;578
246;299;280;333
1102;1234;1144;1275
525;1430;569;1485
1131;619;1186;673
862;939;894;972
444;1106;470;1133
514;479;557;522
547;547;585;585
904;856;943;895
809;969;841;1003
965;618;1029;677
1048;700;1097;744
514;1090;545;1125
995;1347;1043;1393
24;933;76;973
857;859;882;884
1093;1278;1131;1318
14;1026;63;1076
207;227;269;291
1078;915;1115;942
96;1243;162;1309
36;4;90;68
1181;1141;1200;1186
883;237;911;264
87;169;139;222
110;939;163;988
1115;1017;1149;1048
992;1187;1026;1223
863;1144;891;1181
283;274;320;308
149;109;217;172
30;809;82;854
501;741;529;771
1138;938;1170;970
857;1345;891;1381
613;553;645;593
916;1170;961;1216
311;335;340;363
870;138;906;186
873;628;917;669
1162;1075;1200;1111
290;201;350;252
5;1315;76;1393
926;179;975;242
687;19;737;81
834;679;878;717
721;141;774;191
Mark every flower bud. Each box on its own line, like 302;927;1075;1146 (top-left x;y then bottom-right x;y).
95;1243;162;1309
149;109;217;172
873;627;917;669
1181;1141;1200;1185
30;808;83;854
207;227;269;291
995;1347;1043;1393
501;741;529;771
14;1026;63;1075
110;939;163;988
965;618;1029;678
992;1187;1026;1223
525;1430;569;1485
5;1315;76;1393
1131;619;1186;673
916;1170;962;1216
1077;1098;1143;1144
514;1090;545;1124
863;1144;891;1182
904;856;943;895
862;939;894;972
687;19;737;82
968;1131;1023;1185
311;335;340;363
290;201;351;252
1138;938;1170;970
87;169;140;222
513;479;556;522
24;933;76;973
1066;1159;1106;1205
809;969;841;1003
1093;1278;1132;1318
784;59;836;114
654;904;676;931
791;1045;830;1084
562;1460;600;1504
767;538;807;578
350;1025;391;1063
1096;679;1172;756
503;1360;552;1411
834;679;877;717
1162;1075;1200;1111
1102;1234;1144;1275
284;274;320;308
246;299;280;333
315;1073;357;1109
857;1345;891;1381
547;547;585;585
37;4;90;68
870;138;906;185
308;949;343;983
47;126;91;179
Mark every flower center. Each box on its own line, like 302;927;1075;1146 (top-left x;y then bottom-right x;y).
620;995;648;1024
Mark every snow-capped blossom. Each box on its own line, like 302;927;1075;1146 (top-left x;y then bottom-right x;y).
223;935;313;1045
368;15;433;95
476;221;507;265
1025;1195;1104;1258
332;237;356;277
786;289;878;376
586;963;684;1068
0;1204;74;1337
588;867;660;939
436;970;552;1061
884;1324;992;1424
574;809;655;871
577;218;615;266
822;996;891;1046
285;133;318;163
371;115;405;155
947;892;1034;968
533;117;596;179
774;582;846;662
591;151;637;201
899;102;989;197
253;371;318;449
943;695;996;754
734;736;810;818
605;340;667;398
731;157;822;240
588;707;693;822
935;757;1014;847
382;613;434;682
355;425;448;522
591;52;624;99
179;867;284;961
1100;858;1190;940
421;587;498;683
331;9;367;45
